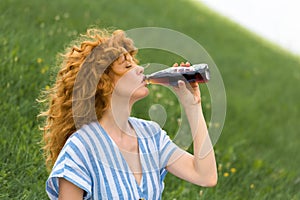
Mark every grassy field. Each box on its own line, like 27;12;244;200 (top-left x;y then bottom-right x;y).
1;0;300;199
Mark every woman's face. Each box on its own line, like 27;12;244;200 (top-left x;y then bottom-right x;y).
110;53;149;103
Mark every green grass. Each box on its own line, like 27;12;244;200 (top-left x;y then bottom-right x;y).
1;0;300;199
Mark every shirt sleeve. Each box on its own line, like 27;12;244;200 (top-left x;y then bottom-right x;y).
150;121;179;169
46;137;92;200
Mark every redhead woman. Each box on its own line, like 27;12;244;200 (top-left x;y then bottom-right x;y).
39;28;217;200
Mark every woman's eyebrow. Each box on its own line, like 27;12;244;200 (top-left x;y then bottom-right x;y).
118;55;126;64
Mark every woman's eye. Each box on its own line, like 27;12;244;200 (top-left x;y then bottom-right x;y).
125;65;132;68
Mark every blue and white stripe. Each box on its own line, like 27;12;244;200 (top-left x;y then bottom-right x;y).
46;117;178;200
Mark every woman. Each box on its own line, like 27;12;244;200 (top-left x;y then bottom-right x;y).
40;28;217;200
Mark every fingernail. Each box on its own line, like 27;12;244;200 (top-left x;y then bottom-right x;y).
178;80;184;87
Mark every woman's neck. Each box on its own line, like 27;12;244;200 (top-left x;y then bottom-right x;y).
99;91;137;136
99;105;133;138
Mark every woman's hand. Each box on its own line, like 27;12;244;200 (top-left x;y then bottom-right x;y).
172;62;201;106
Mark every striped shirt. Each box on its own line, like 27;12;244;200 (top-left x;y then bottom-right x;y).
46;117;179;200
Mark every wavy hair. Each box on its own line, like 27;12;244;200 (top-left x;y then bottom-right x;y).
39;28;138;169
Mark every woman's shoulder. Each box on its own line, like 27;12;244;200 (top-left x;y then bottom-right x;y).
129;117;161;131
129;117;165;142
63;121;101;149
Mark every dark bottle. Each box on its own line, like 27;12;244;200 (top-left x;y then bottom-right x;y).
145;63;210;86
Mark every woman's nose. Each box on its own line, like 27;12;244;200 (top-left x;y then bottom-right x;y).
136;65;144;74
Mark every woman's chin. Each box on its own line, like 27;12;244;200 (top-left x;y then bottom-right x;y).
132;88;149;102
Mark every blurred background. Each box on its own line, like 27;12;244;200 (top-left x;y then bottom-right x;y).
1;0;299;199
199;0;300;55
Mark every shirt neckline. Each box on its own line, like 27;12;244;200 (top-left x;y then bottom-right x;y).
95;119;145;189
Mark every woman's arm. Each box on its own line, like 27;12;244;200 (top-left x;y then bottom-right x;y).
166;101;218;187
166;64;218;187
58;178;84;200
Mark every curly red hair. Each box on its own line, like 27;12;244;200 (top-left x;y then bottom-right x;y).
39;28;138;169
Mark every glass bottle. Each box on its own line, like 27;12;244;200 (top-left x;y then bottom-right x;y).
145;63;210;86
